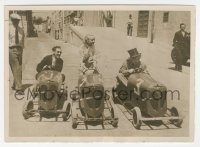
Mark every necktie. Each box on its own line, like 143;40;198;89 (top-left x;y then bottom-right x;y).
15;28;19;44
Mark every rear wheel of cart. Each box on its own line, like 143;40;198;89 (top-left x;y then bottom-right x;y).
171;48;177;64
22;100;34;119
72;118;78;129
112;87;118;104
132;107;142;129
62;101;71;121
182;57;188;65
170;107;183;128
71;102;78;129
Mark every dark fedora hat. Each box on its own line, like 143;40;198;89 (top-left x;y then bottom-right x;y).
128;48;141;58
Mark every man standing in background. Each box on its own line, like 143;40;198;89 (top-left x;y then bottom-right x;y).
9;13;25;95
103;11;113;27
127;14;133;36
173;23;190;72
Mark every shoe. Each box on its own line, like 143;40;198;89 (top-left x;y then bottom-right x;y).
11;86;16;90
174;65;177;70
11;83;16;90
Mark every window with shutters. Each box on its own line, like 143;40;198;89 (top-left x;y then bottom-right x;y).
163;12;169;23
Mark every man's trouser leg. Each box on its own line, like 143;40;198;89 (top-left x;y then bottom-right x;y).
127;26;130;36
9;47;23;90
130;27;132;36
175;48;182;71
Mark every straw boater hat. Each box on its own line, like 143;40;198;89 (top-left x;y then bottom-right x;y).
128;48;141;58
10;13;21;20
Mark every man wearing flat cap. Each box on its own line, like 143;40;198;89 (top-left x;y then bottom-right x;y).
9;13;25;95
119;48;148;78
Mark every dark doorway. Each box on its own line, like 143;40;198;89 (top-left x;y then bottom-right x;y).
137;11;149;37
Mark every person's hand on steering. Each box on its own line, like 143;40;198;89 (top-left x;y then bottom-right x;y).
83;68;89;74
42;65;52;70
128;69;135;73
135;68;143;73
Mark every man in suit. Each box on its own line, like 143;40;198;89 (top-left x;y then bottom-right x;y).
9;13;25;95
102;11;113;27
117;48;148;86
173;23;190;72
36;46;63;73
127;14;133;36
119;48;148;78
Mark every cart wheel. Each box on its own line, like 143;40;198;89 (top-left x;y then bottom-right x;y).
132;107;142;129
71;102;78;129
182;57;188;65
112;87;118;104
170;107;183;128
85;121;88;130
22;100;34;119
72;118;78;129
111;107;115;118
62;101;71;121
171;48;177;63
112;119;118;128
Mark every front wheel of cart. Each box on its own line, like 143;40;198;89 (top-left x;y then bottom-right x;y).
170;107;183;128
62;101;71;121
22;100;34;119
132;107;142;129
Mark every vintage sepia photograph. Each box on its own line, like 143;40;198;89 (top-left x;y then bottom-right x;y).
4;5;195;142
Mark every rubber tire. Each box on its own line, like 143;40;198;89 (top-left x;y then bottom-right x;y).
132;107;142;130
112;119;118;128
112;87;118;104
62;101;71;121
170;107;183;128
22;100;34;119
182;57;188;65
72;118;78;129
171;48;177;64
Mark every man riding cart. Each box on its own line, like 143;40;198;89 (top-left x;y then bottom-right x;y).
22;46;71;121
113;48;183;129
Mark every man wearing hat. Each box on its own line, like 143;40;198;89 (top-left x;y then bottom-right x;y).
119;48;148;78
9;13;25;95
172;23;190;72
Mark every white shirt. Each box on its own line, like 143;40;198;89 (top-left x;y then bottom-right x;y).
52;55;56;68
127;18;133;26
181;31;185;37
9;22;25;48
